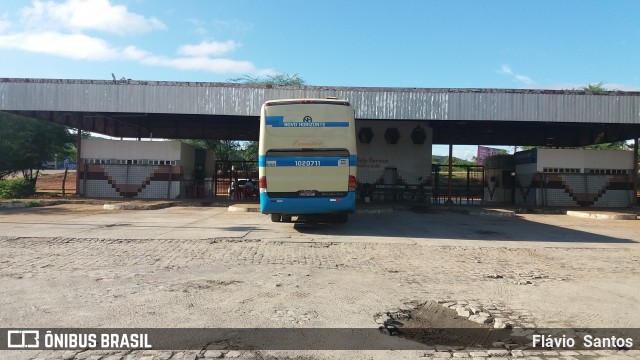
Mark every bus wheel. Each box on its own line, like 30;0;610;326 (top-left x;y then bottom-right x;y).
270;214;281;222
282;215;292;223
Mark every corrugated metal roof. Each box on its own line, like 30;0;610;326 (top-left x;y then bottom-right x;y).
2;78;640;124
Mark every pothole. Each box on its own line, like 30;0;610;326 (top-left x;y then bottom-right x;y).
170;279;243;292
376;300;529;350
375;300;635;353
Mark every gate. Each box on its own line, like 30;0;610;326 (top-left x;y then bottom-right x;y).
214;160;259;201
431;164;484;205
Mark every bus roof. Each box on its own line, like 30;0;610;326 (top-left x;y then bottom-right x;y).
264;98;350;107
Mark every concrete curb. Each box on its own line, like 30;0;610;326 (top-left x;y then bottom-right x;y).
356;207;394;215
227;204;260;212
566;210;637;220
103;202;176;210
441;207;516;217
0;202;31;208
475;209;517;217
0;200;63;208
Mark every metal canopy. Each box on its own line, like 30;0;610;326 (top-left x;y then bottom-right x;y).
2;78;640;145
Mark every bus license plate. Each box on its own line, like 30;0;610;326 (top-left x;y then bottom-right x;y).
299;191;316;197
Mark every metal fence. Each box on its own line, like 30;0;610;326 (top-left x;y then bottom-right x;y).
431;165;485;205
213;160;259;201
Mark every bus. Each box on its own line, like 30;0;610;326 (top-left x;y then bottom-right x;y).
258;98;357;223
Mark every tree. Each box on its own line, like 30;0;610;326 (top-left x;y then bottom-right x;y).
181;139;245;161
228;73;306;87
239;141;258;161
576;81;609;92
0;112;75;191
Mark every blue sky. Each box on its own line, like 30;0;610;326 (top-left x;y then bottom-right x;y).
1;0;639;159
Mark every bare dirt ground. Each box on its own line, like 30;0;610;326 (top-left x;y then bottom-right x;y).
34;170;76;194
0;204;639;359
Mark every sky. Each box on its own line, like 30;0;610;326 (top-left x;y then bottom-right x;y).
1;0;639;159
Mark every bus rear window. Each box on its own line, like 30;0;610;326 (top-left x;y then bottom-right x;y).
266;149;350;157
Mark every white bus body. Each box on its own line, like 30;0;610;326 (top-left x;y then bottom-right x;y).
258;99;357;222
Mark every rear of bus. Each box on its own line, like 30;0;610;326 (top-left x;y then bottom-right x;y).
258;99;357;222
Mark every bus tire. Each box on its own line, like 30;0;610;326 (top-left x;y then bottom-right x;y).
282;215;292;222
270;214;281;222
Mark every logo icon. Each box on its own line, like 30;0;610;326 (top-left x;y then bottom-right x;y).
7;330;40;348
303;116;312;122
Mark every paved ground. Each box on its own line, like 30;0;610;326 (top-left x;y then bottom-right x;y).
0;204;639;359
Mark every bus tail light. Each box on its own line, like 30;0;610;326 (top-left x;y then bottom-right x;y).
348;175;357;192
259;176;267;192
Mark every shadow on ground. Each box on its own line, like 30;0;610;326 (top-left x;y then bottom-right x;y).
293;210;637;244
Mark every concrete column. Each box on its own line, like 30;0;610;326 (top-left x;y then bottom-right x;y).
447;142;453;205
75;118;82;196
634;138;639;205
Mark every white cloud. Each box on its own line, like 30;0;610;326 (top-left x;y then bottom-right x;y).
497;64;536;86
498;65;513;75
177;40;239;57
20;0;165;35
0;0;271;76
0;32;264;74
453;148;477;161
256;68;278;77
514;74;534;85
122;45;260;74
0;31;119;60
145;56;257;74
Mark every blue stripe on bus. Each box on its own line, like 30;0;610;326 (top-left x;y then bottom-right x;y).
258;155;357;167
260;192;356;215
265;116;349;128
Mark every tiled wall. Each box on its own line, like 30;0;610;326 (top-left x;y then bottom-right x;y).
515;173;634;207
78;164;183;199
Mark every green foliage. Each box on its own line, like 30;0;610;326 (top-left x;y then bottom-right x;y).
25;200;44;207
180;139;258;162
228;73;306;87
432;155;476;166
0;177;34;199
580;142;627;150
239;141;258;161
0;112;75;183
576;81;612;92
520;142;627;151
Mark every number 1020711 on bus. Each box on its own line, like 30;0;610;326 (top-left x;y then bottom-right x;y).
295;160;321;167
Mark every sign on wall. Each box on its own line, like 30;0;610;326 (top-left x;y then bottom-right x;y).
477;146;502;165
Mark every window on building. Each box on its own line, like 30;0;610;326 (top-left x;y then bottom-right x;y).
542;168;580;173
